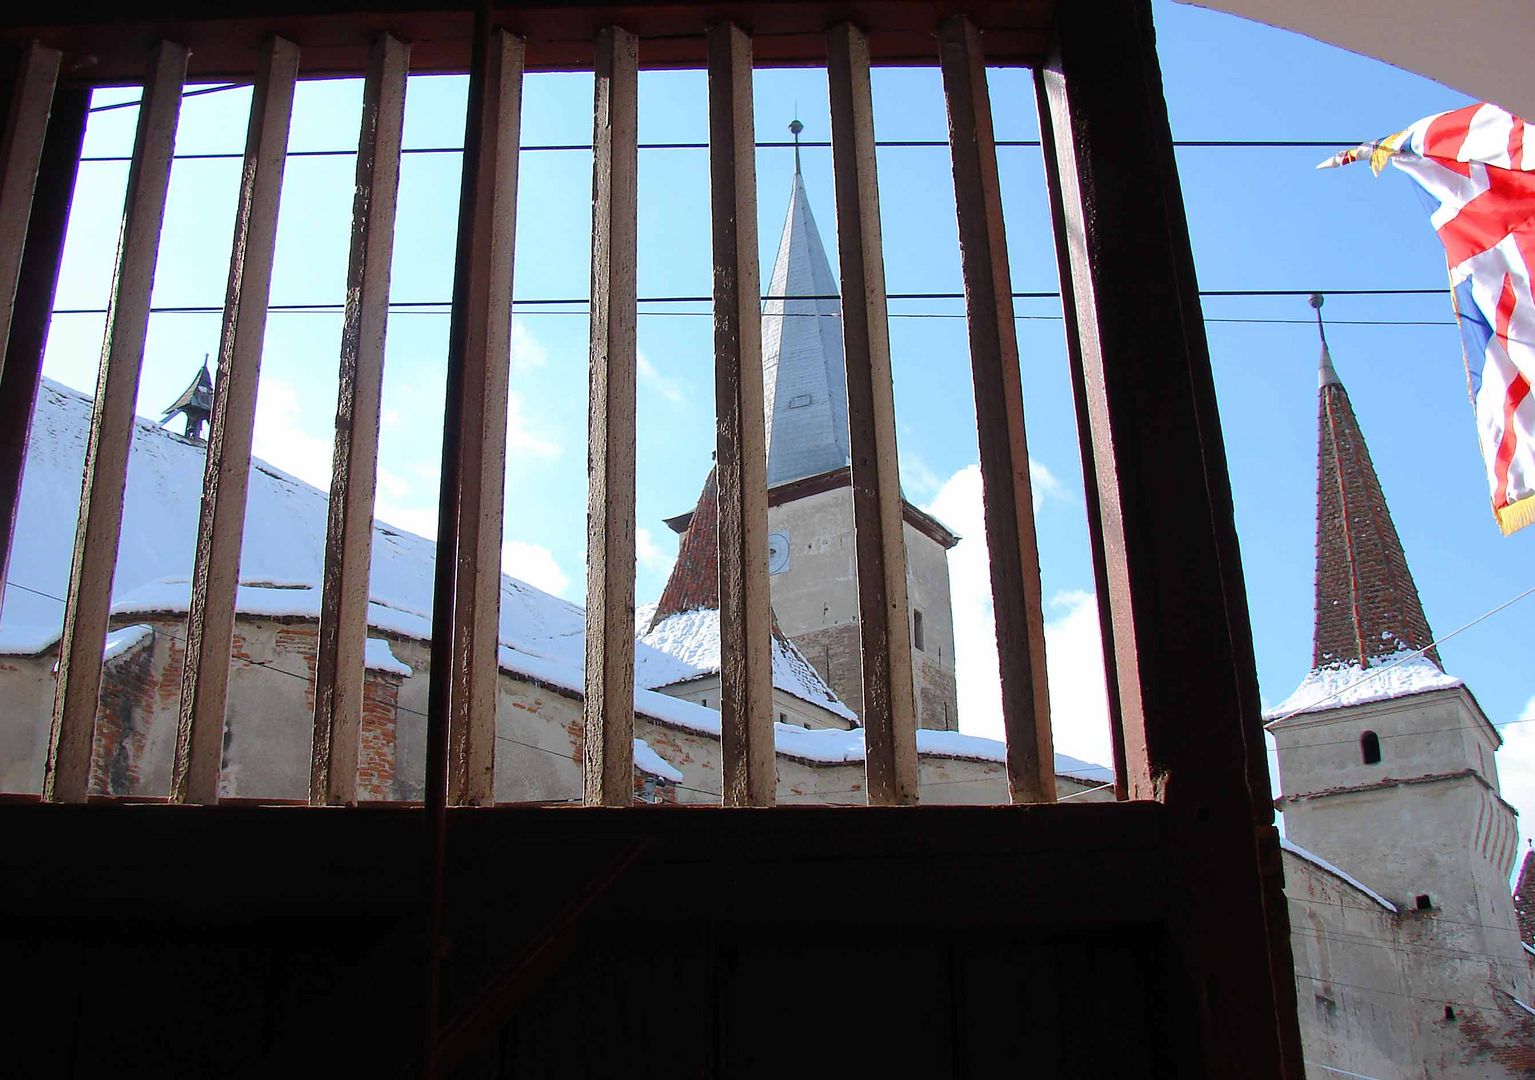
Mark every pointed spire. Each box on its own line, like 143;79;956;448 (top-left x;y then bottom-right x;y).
1311;293;1340;388
161;355;214;441
1310;297;1440;670
761;140;852;488
789;116;803;175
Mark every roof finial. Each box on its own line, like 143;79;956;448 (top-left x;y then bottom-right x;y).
1311;293;1340;388
789;116;803;175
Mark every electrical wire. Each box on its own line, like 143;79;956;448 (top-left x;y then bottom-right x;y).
74;136;1379;164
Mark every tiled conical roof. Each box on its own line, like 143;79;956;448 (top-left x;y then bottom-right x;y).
761;143;851;488
649;468;722;626
1516;846;1535;947
1311;304;1440;669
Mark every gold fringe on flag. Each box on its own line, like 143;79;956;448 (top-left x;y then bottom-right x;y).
1496;493;1535;536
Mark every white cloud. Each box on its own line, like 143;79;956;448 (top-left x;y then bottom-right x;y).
635;526;676;578
507;390;561;460
898;451;942;500
924;462;1112;773
252;377;336;491
1497;695;1535;882
502;539;570;597
637;350;687;404
510;317;549;373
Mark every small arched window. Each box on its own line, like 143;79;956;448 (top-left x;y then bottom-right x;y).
1361;731;1382;765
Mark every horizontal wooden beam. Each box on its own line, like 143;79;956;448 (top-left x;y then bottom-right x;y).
0;1;1054;82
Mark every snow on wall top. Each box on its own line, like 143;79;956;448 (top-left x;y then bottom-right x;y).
1280;837;1398;913
636;606;858;724
2;379;602;682
1266;653;1463;722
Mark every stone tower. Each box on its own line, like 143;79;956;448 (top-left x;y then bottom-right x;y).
666;132;960;731
1268;302;1526;1019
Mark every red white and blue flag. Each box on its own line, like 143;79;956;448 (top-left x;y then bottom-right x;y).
1322;103;1535;535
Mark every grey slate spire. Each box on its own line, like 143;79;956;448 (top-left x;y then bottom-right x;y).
761;125;851;488
161;356;214;441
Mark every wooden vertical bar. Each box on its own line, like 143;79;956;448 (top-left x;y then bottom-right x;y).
310;33;409;807
172;36;298;806
937;16;1054;805
447;29;523;807
825;21;918;806
44;42;186;805
707;22;774;807
0;86;86;622
1032;53;1130;802
583;25;638;807
0;43;60;386
1037;0;1302;1073
424;13;521;1070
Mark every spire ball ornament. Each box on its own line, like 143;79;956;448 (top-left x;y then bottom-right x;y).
788;118;803;137
1309;292;1324;310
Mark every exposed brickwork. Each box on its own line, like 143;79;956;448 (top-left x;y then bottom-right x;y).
90;634;157;796
1313;350;1440;669
1515;848;1535;947
791;622;863;721
914;652;958;732
356;670;399;800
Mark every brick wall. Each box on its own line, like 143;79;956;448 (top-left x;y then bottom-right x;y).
91;637;157;796
356;671;400;800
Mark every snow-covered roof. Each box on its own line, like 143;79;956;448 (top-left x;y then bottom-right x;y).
1265;654;1463;723
1280;837;1398;913
637;606;858;724
0;378;661;691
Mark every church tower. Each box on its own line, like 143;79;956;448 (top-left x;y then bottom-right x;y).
1268;298;1524;992
665;127;960;731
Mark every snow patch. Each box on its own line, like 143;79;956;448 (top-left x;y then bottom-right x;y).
1267;654;1463;721
1280;837;1398;913
633;737;684;783
637;606;857;723
103;624;153;663
364;638;412;677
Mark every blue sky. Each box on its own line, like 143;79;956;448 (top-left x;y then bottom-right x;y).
31;1;1535;829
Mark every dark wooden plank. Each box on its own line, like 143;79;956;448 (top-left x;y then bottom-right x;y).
0;43;59;386
447;27;522;807
1035;0;1301;1073
583;24;638;807
825;20;917;805
0;2;1056;83
0;85;87;621
309;33;408;806
937;15;1053;805
45;41;185;805
1031;29;1129;802
707;21;773;807
172;36;298;805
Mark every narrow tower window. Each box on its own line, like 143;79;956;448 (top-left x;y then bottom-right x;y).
1360;731;1382;765
913;609;925;652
